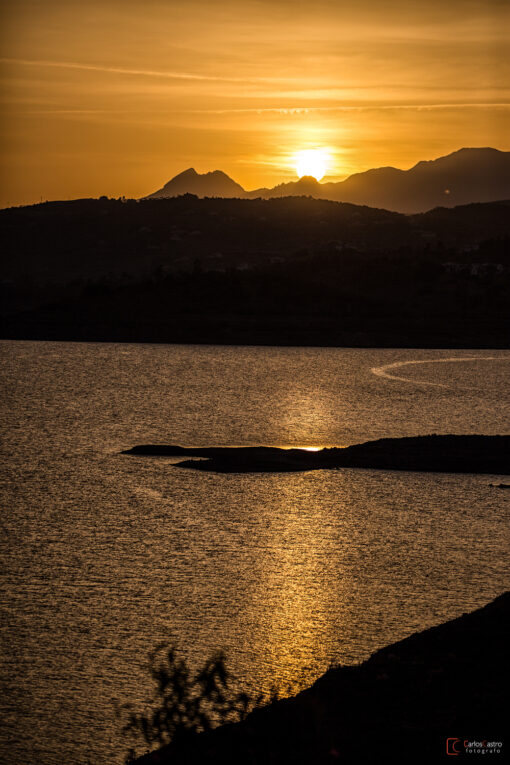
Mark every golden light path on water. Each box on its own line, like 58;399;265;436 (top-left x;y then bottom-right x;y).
2;343;510;764
370;357;505;388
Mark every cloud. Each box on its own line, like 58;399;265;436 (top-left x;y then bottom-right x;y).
189;103;510;115
0;57;295;85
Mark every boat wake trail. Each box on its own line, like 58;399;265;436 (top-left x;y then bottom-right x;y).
370;357;502;389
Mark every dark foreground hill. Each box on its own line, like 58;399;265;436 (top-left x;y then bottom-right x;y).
132;591;509;764
1;196;509;347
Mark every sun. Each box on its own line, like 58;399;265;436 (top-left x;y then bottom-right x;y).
295;148;329;181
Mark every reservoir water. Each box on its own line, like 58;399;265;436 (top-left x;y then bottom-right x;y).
1;341;509;763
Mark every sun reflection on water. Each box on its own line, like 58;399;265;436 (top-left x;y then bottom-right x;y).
242;475;349;696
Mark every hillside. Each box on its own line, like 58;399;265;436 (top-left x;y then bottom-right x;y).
131;591;509;764
1;197;509;347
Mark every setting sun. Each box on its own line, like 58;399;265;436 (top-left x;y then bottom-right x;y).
295;149;330;181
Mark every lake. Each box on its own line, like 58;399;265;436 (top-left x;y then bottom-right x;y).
1;341;509;763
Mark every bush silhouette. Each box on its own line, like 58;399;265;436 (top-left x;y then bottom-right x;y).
121;643;271;762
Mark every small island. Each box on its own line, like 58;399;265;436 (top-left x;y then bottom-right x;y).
122;434;510;474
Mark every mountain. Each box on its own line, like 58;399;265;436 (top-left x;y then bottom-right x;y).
146;168;245;199
328;147;510;213
146;148;510;213
245;175;323;200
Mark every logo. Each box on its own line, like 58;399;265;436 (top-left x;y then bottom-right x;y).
447;738;462;755
446;738;503;756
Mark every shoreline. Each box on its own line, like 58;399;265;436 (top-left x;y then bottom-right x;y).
132;591;509;764
2;324;509;350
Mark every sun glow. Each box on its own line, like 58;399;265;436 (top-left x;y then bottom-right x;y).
295;149;330;181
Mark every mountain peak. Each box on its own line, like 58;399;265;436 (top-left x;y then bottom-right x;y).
145;167;245;200
296;175;321;185
453;147;500;155
178;167;198;177
412;147;504;170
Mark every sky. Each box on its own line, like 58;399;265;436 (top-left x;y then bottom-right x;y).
1;0;509;207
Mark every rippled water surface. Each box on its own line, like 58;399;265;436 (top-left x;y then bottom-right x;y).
1;342;509;763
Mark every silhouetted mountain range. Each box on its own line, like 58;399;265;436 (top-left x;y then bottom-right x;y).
145;148;510;213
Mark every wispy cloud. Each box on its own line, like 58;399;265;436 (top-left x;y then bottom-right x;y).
0;57;295;85
14;103;510;118
190;103;510;114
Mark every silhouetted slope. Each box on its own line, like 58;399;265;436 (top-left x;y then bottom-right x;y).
146;168;245;199
133;591;509;764
0;195;413;287
415;199;510;243
146;148;510;213
2;197;509;347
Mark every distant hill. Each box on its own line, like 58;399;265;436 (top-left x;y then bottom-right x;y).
1;196;509;348
2;196;509;287
146;148;510;213
146;168;245;199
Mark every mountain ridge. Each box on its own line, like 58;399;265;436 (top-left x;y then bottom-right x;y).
145;147;510;213
149;167;245;200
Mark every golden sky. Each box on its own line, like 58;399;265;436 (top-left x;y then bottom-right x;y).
1;0;509;207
